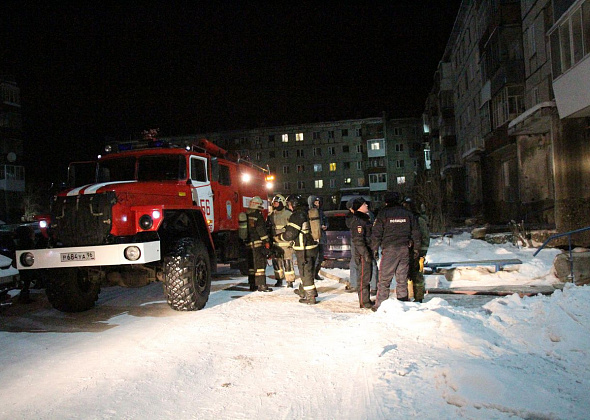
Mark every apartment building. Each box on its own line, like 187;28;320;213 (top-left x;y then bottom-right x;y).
425;0;590;243
510;0;590;244
0;76;25;223
163;116;423;210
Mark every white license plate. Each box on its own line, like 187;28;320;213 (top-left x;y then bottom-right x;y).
330;245;350;251
60;251;96;262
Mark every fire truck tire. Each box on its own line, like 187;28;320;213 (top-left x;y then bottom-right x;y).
45;268;100;312
163;238;211;311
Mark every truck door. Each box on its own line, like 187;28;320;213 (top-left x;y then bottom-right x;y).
189;156;215;231
210;160;239;231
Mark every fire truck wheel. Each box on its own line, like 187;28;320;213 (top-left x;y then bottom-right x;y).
45;268;100;312
163;238;211;311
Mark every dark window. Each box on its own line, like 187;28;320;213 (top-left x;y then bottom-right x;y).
137;155;187;181
326;215;348;231
191;158;207;182
98;157;136;182
219;164;231;186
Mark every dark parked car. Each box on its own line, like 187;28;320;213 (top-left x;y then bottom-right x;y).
322;210;352;268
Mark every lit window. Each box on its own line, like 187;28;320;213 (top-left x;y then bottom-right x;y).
314;164;322;172
370;141;381;150
329;163;337;171
296;132;304;141
397;176;406;184
282;134;289;143
315;179;323;188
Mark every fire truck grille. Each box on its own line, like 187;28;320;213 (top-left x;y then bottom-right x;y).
52;192;116;247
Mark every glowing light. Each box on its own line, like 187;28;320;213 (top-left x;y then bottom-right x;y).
241;173;252;183
266;182;274;190
39;220;48;229
152;210;161;219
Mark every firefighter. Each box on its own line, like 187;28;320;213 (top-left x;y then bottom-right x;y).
245;196;272;292
403;197;430;303
280;194;319;304
268;194;295;287
349;197;374;309
370;191;421;310
308;195;328;280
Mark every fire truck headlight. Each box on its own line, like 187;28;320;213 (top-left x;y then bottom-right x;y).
241;173;252;183
20;252;35;267
139;214;153;230
152;210;161;220
39;220;48;229
124;246;141;261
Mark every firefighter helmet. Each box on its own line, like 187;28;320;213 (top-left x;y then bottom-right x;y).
249;196;264;210
271;194;286;207
286;194;307;208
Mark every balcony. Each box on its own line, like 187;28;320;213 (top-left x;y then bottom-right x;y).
549;0;590;118
553;54;590;118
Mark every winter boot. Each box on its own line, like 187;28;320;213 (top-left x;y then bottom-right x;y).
294;284;304;297
287;281;294;288
299;289;317;305
274;279;283;287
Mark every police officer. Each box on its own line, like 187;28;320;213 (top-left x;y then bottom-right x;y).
245;196;272;292
403;198;430;303
370;191;420;310
349;198;374;309
268;194;295;288
280;194;319;304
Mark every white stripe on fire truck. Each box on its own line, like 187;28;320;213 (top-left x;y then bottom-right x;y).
66;181;137;196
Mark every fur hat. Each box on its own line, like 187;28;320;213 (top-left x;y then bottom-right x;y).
352;197;366;211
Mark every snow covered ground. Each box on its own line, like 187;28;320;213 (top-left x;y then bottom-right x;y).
1;233;589;419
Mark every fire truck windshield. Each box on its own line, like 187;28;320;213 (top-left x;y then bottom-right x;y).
97;155;187;182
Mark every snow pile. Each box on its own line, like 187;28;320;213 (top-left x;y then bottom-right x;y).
1;233;588;419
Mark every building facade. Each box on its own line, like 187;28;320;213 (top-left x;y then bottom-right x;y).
424;0;590;244
0;76;25;223
162;116;423;210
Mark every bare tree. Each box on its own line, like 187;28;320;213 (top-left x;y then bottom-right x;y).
413;171;447;233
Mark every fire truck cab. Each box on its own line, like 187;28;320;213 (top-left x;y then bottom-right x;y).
17;137;272;312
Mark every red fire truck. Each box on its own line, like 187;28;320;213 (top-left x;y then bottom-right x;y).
17;136;273;312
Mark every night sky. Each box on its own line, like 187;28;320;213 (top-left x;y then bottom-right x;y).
2;2;462;183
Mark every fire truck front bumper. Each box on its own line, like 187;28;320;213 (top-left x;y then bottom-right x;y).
16;241;161;270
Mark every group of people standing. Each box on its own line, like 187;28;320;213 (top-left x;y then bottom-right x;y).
241;193;327;305
241;190;429;310
346;191;430;311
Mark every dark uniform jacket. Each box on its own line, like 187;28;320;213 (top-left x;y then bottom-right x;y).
350;211;373;260
246;209;270;248
371;204;421;251
280;206;318;251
